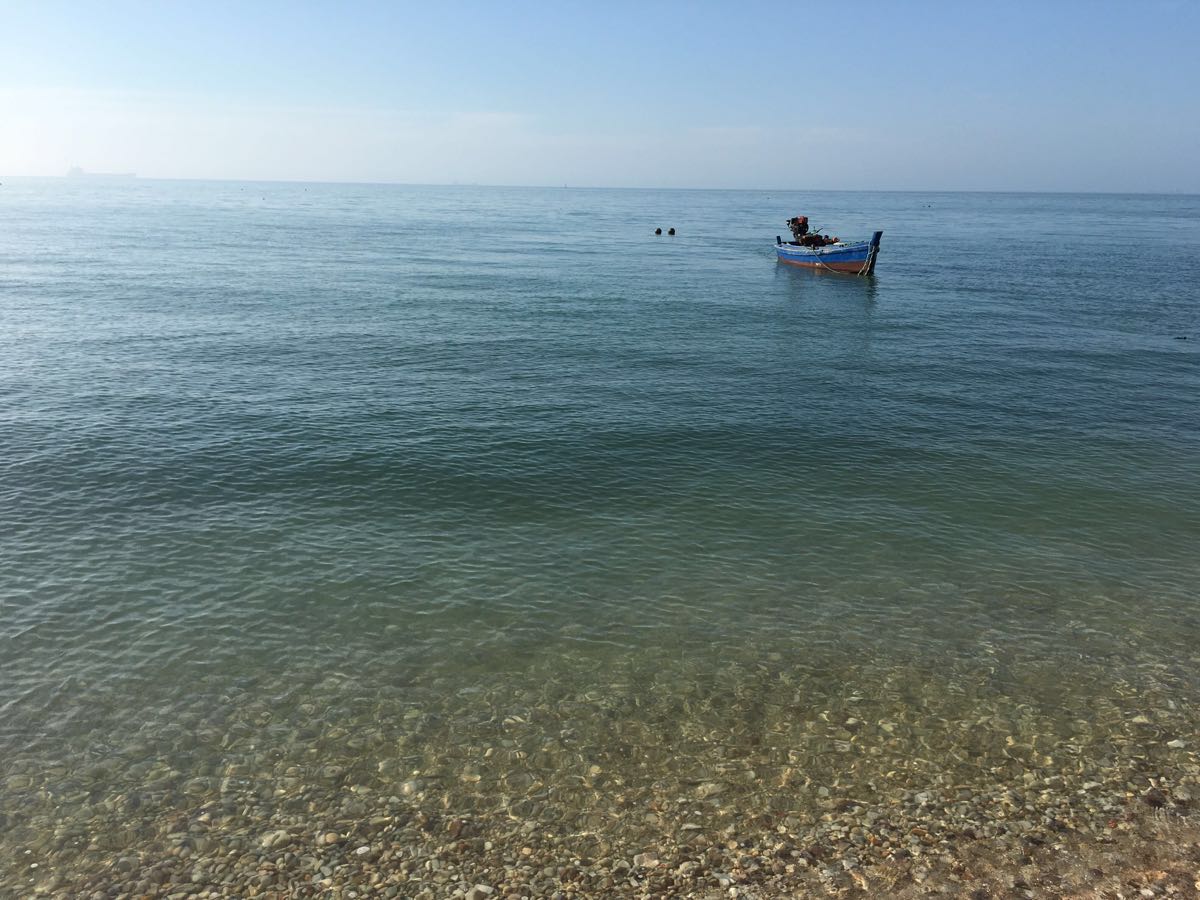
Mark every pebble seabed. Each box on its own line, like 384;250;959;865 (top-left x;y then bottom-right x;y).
3;641;1200;899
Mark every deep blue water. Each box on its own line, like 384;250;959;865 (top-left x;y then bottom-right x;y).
1;179;1198;887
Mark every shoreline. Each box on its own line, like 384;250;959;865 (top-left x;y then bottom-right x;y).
8;782;1199;897
5;640;1200;897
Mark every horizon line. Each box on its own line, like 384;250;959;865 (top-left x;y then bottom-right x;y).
2;173;1197;197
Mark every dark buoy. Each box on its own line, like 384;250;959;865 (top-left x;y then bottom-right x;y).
668;227;675;235
654;227;662;235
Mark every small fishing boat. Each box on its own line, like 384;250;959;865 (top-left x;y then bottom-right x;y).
775;215;882;275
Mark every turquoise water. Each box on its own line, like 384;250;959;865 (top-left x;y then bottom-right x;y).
1;179;1199;892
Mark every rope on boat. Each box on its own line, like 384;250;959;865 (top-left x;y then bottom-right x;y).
856;247;874;276
821;237;880;275
805;243;874;276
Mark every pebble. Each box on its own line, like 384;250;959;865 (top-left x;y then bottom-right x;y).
5;658;1200;899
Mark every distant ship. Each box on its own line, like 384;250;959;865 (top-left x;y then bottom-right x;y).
67;166;136;178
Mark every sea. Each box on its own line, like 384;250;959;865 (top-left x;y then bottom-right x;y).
1;179;1198;893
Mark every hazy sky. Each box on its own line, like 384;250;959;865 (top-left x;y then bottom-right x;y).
2;0;1197;191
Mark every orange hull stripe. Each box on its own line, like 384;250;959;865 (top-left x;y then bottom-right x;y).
777;258;866;273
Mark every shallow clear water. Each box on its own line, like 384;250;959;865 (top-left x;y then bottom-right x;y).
1;179;1198;890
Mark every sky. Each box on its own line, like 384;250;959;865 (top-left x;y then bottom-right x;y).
1;0;1197;192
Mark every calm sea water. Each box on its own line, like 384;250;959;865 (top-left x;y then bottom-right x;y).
1;179;1198;886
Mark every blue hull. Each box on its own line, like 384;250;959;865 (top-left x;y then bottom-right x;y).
776;231;883;274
